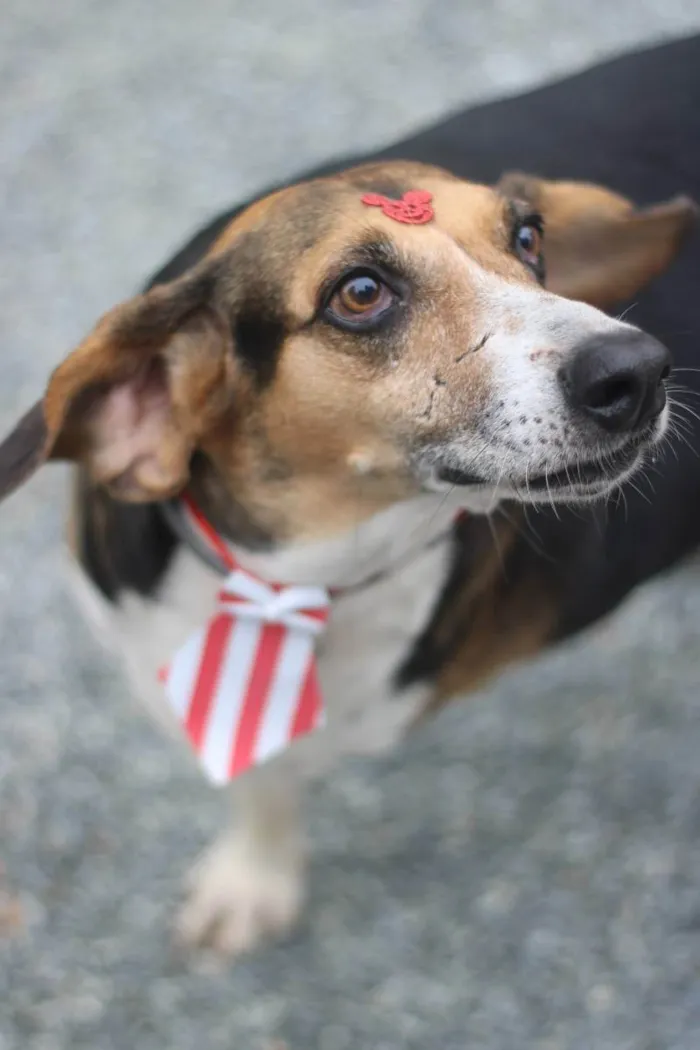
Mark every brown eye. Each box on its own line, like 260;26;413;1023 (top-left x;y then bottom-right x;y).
327;271;396;326
515;220;543;268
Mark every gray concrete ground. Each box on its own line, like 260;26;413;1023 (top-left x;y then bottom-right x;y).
2;3;700;1048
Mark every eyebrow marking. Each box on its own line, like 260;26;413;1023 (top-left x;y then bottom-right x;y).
336;236;405;273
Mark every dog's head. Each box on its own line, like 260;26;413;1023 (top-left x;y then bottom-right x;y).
0;161;694;544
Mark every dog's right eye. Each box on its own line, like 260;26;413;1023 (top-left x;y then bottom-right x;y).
325;269;398;329
515;222;542;265
512;213;545;279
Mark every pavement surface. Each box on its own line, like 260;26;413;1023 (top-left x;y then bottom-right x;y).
2;4;700;1048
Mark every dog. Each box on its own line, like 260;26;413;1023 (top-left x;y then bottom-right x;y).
1;34;699;960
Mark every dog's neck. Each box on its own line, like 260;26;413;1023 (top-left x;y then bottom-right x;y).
225;495;458;589
179;486;500;591
183;453;505;590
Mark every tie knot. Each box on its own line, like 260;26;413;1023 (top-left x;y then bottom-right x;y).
218;571;331;634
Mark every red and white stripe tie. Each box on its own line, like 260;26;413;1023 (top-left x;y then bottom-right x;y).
160;498;331;785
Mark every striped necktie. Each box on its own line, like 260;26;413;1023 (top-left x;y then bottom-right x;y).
160;496;330;785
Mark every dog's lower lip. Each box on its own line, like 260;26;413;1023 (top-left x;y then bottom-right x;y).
526;443;641;490
436;466;485;486
436;436;648;491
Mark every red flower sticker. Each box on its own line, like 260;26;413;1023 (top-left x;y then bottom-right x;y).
361;189;434;225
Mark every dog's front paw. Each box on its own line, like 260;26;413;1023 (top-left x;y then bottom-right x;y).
175;832;305;959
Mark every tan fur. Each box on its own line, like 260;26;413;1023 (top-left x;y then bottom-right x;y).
211;187;292;253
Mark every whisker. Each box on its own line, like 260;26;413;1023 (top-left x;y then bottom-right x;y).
666;421;698;457
671;401;700;425
509;502;559;564
543;463;560;520
666;385;700;404
485;513;507;578
405;484;455;549
615;301;638;323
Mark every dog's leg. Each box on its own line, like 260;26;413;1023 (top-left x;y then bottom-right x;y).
175;759;305;958
174;671;436;958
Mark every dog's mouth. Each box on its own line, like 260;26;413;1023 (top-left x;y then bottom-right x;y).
435;427;656;500
521;441;643;493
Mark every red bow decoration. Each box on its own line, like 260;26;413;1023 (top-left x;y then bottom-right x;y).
361;189;434;225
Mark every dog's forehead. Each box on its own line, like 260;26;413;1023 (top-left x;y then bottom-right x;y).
212;163;507;283
292;167;505;247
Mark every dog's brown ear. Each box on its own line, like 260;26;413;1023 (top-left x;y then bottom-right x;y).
0;265;237;504
497;172;697;308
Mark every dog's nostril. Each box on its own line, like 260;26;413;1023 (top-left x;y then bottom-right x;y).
660;364;671;382
586;375;637;411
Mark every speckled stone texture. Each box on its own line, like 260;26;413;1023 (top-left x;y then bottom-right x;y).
2;4;700;1048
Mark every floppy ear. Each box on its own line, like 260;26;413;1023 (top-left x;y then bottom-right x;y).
0;265;237;504
497;171;697;308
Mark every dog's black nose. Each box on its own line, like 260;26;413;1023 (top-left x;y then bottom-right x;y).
561;331;671;433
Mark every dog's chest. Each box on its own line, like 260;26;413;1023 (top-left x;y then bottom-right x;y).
71;532;452;762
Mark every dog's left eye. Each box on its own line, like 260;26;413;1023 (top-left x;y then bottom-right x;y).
514;218;543;269
326;270;397;327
